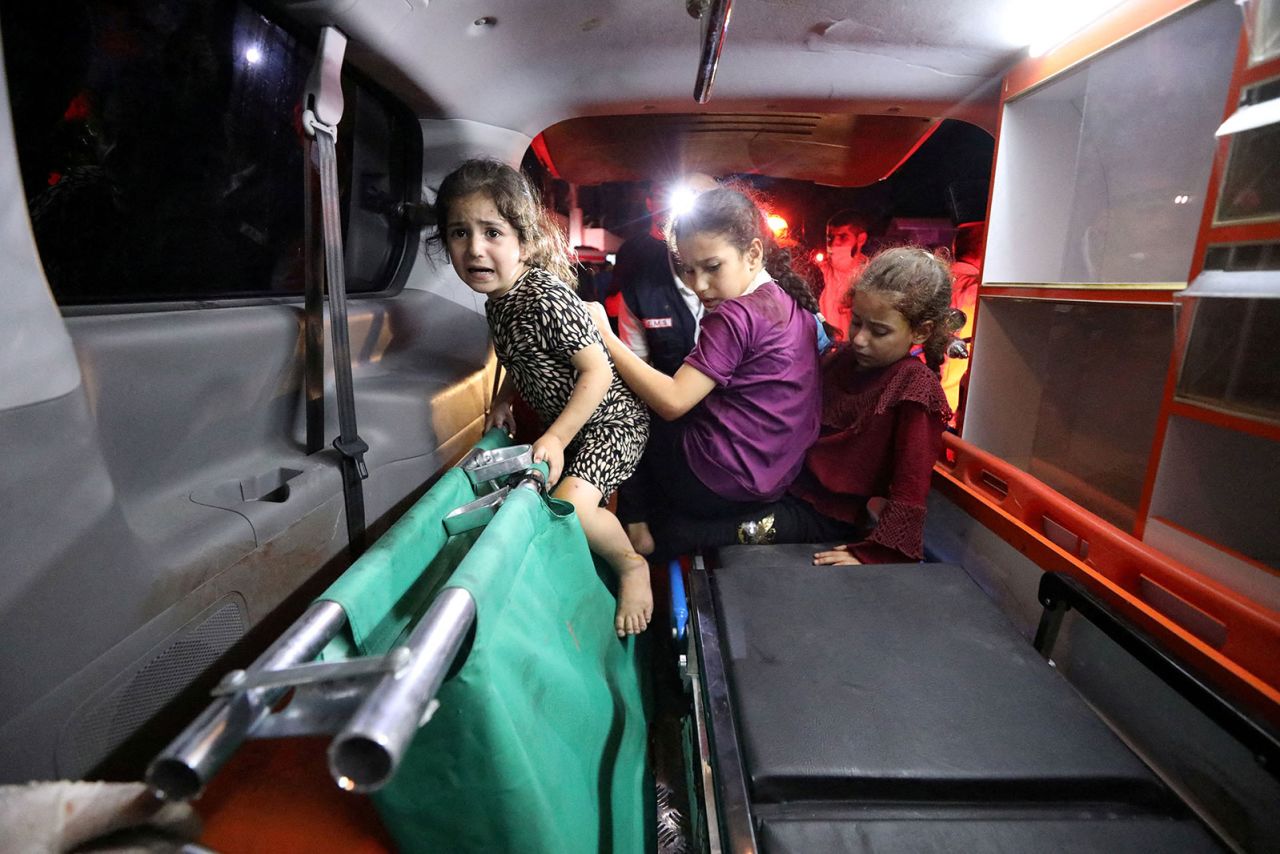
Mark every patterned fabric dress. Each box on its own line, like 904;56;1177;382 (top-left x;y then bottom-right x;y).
485;267;649;498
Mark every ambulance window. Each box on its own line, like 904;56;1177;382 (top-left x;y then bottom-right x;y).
1;0;419;306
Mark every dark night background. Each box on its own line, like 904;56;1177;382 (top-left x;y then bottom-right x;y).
526;118;995;253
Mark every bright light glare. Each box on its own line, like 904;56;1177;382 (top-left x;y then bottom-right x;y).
766;213;788;238
1026;0;1127;57
244;45;263;65
814;251;825;263
669;185;699;217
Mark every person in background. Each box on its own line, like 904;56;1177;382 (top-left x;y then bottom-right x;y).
818;209;871;341
615;175;719;376
941;221;984;419
612;175;717;553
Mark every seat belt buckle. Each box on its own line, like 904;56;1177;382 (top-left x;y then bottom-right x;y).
333;435;370;479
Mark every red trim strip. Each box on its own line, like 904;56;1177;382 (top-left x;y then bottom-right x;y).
528;132;561;180
1170;400;1280;443
935;433;1280;728
980;286;1176;303
1239;56;1280;86
1203;222;1280;243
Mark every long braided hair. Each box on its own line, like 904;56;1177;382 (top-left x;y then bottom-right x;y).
669;187;821;315
854;246;965;373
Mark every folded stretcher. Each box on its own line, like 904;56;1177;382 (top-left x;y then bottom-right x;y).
149;430;651;854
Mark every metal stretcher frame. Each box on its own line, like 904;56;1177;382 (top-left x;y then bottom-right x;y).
1035;572;1280;780
687;557;758;853
148;446;540;801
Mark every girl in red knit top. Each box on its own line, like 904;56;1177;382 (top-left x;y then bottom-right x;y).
800;247;963;563
725;247;963;564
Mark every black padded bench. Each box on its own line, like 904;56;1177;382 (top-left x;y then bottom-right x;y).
689;544;1222;852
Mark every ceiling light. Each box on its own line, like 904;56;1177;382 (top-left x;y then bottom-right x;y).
669;185;700;217
1025;0;1127;58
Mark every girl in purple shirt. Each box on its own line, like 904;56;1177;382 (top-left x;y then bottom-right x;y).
589;187;822;558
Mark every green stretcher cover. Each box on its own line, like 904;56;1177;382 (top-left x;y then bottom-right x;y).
315;430;651;853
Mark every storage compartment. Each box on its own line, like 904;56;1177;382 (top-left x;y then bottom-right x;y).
1145;415;1280;572
984;0;1238;285
1215;79;1280;224
963;297;1172;529
1178;294;1280;422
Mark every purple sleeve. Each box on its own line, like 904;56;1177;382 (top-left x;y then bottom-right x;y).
682;302;749;385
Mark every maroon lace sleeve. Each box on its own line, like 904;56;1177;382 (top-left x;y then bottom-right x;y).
843;398;944;563
848;499;927;562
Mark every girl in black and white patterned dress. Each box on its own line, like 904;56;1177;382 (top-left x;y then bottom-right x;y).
433;159;652;637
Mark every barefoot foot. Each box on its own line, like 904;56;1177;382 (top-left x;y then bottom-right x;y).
614;553;654;637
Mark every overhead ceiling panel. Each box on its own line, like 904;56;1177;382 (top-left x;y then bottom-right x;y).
539;112;940;187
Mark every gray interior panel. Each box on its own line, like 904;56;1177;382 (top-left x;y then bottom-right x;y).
0;40;81;409
0;267;494;783
0;42;525;783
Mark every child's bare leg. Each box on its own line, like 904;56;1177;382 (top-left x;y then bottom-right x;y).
555;477;653;637
626;522;655;556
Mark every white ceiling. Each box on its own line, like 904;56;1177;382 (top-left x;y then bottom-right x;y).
287;0;1034;135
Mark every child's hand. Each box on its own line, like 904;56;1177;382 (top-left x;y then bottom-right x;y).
485;400;517;436
532;432;565;486
584;301;611;338
813;545;862;566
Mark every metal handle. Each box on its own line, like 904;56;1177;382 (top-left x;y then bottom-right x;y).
146;600;348;801
328;587;477;791
694;0;733;103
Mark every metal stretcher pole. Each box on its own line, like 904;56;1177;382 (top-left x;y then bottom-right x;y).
329;586;477;791
147;600;348;801
329;472;545;791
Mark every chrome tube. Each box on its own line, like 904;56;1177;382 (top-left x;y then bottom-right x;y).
328;586;477;791
147;599;348;801
694;0;733;104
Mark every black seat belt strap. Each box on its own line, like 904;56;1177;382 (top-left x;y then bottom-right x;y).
304;26;368;553
303;134;325;455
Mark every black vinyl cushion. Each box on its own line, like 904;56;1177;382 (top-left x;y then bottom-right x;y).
712;547;1169;806
757;814;1222;853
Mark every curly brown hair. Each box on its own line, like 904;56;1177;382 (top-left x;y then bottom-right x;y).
854;246;965;373
429;158;575;284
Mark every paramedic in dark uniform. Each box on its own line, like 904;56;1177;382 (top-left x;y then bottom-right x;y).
615;175;718;375
614;174;717;553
